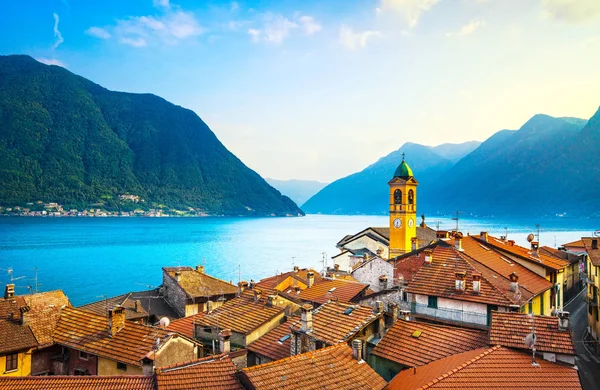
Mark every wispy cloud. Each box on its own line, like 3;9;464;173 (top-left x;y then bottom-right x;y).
339;25;382;50
85;26;111;39
541;0;600;24
153;0;170;10
446;19;484;37
52;13;64;49
37;57;66;67
378;0;440;27
247;13;321;44
298;16;322;35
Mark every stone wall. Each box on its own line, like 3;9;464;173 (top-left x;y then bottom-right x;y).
162;271;187;317
352;257;394;293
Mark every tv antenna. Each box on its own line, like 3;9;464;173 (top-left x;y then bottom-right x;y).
133;283;161;324
451;211;465;231
535;224;541;243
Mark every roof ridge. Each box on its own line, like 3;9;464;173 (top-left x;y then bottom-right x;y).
420;345;502;389
242;343;347;372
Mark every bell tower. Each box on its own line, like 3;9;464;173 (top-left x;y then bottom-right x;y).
389;154;418;258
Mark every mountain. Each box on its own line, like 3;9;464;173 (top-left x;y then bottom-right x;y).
0;55;302;216
301;142;460;215
265;178;328;206
429;141;481;163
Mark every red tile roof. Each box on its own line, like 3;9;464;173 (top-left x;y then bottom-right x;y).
167;313;203;338
255;268;322;292
540;246;582;264
297;279;369;305
386;346;582;390
156;354;243;390
23;290;70;348
391;252;426;284
289;301;380;345
490;311;575;355
0;297;38;354
163;267;238;298
0;375;156;390
79;292;149;321
371;319;488;367
53;307;175;367
562;239;585;249
241;343;387;390
582;237;600;267
247;319;293;361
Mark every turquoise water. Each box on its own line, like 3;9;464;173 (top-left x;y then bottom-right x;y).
0;215;598;306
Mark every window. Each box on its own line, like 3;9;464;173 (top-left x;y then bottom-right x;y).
5;353;18;372
79;351;89;360
203;327;212;333
528;301;533;313
427;296;438;309
408;190;414;204
117;362;127;371
74;369;89;376
394;189;402;205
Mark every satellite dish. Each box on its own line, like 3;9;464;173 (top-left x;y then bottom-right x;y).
159;317;170;328
523;332;537;348
526;234;535;243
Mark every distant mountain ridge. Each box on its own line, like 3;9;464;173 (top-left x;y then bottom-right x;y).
266;178;328;206
303;110;599;218
0;55;303;216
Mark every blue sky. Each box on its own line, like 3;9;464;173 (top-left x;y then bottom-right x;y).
1;0;600;182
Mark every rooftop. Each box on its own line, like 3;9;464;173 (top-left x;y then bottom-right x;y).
0;376;156;390
297;279;369;305
371;319;488;367
167;313;202;338
163;266;238;298
289;301;380;345
247;318;293;362
22;290;70;348
582;237;600;267
540;246;582;264
0;316;38;354
255;268;322;292
386;346;582;390
490;311;575;355
241;343;387;390
393;159;414;179
156;354;243;390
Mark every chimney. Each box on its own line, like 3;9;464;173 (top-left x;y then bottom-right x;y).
266;295;276;307
293;266;299;273
376;248;383;257
19;305;30;325
378;275;388;291
351;339;363;361
509;272;519;292
411;237;418;251
334;264;340;271
300;304;313;332
389;302;399;324
455;232;463;251
375;301;384;314
108;306;126;337
238;281;248;295
592;239;598;250
253;289;263;303
399;309;411;321
174;271;182;282
472;273;482;294
219;329;232;354
508;240;515;246
4;284;15;299
455;271;466;292
531;241;539;257
196;265;205;274
480;232;488;242
134;300;142;313
424;249;433;264
206;300;213;312
306;272;315;288
557;311;570;331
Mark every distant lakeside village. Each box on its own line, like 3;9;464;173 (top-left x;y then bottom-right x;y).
1;158;599;390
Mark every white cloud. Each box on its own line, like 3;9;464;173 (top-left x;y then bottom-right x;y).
153;0;170;10
541;0;600;24
379;0;440;27
85;26;111;39
247;13;298;44
37;57;66;67
298;16;322;35
446;19;484;37
52;13;64;49
120;37;148;47
339;25;382;50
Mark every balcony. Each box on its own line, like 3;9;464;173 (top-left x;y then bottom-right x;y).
410;302;488;327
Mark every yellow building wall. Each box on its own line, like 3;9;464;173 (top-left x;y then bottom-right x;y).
587;259;600;339
97;357;142;376
556;271;565;308
245;312;286;345
0;349;32;376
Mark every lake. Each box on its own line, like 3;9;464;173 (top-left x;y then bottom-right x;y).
0;215;598;306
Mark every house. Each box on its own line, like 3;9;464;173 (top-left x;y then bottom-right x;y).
540;246;584;299
582;237;600;353
385;346;582;390
369;319;488;381
193;290;287;352
490;310;575;365
246;318;294;366
79;289;180;324
239;343;387;390
289;301;384;359
297;278;370;306
563;239;587;253
254;267;322;294
0;293;38;376
351;256;395;293
332;248;376;272
0;376;156;389
52;306;199;375
162;266;238;317
155;354;243;389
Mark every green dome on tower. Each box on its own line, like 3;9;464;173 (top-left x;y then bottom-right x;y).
393;155;413;179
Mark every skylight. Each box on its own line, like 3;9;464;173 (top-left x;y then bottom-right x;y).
278;334;291;344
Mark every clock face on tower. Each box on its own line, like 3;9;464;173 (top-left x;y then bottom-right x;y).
408;218;414;228
393;218;402;228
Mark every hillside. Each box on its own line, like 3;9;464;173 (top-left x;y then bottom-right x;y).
0;55;303;216
429;141;481;163
265;178;328;206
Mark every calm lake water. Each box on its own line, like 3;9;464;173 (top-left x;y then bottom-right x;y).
1;215;599;306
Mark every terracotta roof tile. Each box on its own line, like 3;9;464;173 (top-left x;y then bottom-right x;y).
241;343;387;390
562;239;585;249
289;301;381;345
298;279;369;305
194;291;285;335
22;290;70;348
256;268;322;292
582;237;600;267
53;307;173;366
0;318;38;354
490;311;575;355
371;319;488;367
79;293;148;321
163;267;238;298
247;319;293;361
386;346;582;390
167;313;202;338
0;376;156;390
156;354;243;390
475;235;569;270
540;247;582;264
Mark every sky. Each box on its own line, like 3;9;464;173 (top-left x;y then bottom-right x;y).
1;0;600;182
